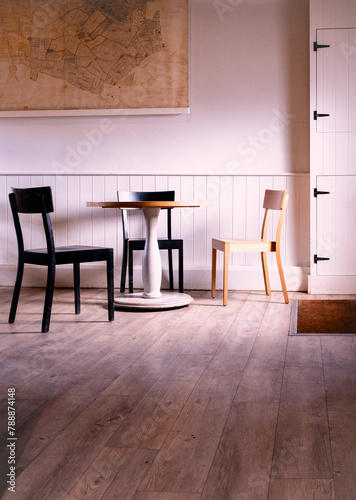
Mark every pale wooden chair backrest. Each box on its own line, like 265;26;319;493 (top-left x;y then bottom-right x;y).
261;189;288;242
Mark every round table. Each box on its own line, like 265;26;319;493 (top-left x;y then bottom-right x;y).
87;200;201;310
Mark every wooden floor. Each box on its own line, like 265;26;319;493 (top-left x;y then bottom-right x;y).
1;287;356;500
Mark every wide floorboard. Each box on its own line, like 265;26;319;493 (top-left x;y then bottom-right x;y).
0;287;355;499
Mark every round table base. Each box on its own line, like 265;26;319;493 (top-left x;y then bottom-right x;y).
114;292;193;310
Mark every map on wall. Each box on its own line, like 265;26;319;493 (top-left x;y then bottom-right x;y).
0;0;188;114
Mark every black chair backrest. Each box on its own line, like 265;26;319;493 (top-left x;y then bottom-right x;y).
118;190;175;203
11;186;54;214
10;186;55;254
117;190;175;240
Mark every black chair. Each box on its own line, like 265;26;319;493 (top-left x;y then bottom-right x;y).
8;186;114;333
118;190;183;294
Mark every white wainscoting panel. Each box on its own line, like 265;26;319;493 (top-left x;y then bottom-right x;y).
0;174;309;291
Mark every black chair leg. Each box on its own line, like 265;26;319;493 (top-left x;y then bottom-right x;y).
128;246;134;294
8;260;24;324
73;262;80;314
178;244;183;293
42;263;55;333
107;253;114;321
120;241;128;293
168;248;174;290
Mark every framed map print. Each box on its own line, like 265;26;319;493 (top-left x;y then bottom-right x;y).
0;0;189;116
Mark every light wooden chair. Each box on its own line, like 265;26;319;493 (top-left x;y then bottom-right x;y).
212;189;289;306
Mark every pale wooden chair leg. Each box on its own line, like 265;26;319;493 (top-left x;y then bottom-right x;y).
223;247;229;306
261;252;271;296
212;247;217;298
276;248;289;304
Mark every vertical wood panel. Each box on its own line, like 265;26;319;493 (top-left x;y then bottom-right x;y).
24;176;37;250
285;176;300;267
323;134;336;175
153;176;168;249
155;176;169;271
336;134;349;175
67;176;80;246
348;134;356;175
79;176;93;246
92;176;106;248
217;175;233;268
231;176;247;266
42;175;56;249
54;176;68;246
245;177;261;266
316;29;336;134
116;175;130;262
299;175;310;268
14;175;33;254
103;175;119;258
285;176;306;289
260;176;274;268
219;176;233;238
206;176;220;267
180;176;194;267
274;176;288;262
129;176;144;245
335;29;349;132
168;175;182;239
193;176;207;266
335;176;350;275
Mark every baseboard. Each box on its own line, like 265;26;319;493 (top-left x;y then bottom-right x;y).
0;264;309;291
166;266;308;292
308;275;356;294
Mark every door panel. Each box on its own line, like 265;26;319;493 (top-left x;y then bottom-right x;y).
316;28;356;133
316;175;356;276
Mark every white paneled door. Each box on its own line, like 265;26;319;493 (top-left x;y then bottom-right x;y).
313;28;356;289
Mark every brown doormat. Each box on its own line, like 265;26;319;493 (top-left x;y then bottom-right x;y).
289;299;356;335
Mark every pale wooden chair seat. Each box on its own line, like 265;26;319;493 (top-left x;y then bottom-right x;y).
212;189;289;306
212;238;276;252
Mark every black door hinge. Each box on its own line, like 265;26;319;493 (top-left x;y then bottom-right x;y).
314;111;330;120
314;188;330;197
314;254;330;264
314;42;331;51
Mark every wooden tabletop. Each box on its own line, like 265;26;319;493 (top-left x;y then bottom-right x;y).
87;201;206;208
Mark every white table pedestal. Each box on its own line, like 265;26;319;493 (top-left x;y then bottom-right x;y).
114;207;193;310
142;207;162;298
114;292;193;310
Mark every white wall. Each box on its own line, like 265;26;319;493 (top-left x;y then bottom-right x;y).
0;0;310;290
0;0;309;176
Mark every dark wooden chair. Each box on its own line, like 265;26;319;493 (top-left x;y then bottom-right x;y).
118;190;183;294
8;186;114;333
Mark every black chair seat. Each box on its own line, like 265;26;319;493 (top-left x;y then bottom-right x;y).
8;186;114;333
24;245;112;263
